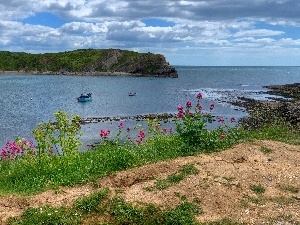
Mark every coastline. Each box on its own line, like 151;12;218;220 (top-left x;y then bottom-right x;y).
231;83;300;129
0;70;177;77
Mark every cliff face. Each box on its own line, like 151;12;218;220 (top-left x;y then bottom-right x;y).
83;49;178;77
0;49;178;78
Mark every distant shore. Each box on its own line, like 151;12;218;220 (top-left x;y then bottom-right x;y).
0;70;177;78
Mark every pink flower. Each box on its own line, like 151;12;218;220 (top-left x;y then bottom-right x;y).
196;103;202;111
177;105;184;111
220;134;226;140
177;112;184;118
118;122;124;128
230;117;236;123
169;128;173;133
136;138;143;144
196;93;203;99
126;127;130;132
186;100;192;108
163;128;167;133
100;129;110;137
139;130;145;138
210;103;215;110
218;117;224;123
0;149;7;156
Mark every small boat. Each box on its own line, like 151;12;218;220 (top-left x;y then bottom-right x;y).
128;92;137;96
77;93;92;102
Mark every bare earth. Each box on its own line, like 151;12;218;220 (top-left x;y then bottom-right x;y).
0;140;299;224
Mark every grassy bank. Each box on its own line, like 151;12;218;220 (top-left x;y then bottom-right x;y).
1;97;299;224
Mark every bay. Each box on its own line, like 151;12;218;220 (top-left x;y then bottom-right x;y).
1;66;300;148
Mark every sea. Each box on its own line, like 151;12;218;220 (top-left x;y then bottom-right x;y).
0;66;299;148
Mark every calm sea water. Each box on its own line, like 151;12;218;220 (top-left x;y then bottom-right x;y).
1;66;299;147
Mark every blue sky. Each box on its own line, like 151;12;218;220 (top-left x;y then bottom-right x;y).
0;0;300;66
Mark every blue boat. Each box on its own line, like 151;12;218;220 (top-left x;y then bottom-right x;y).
77;93;92;102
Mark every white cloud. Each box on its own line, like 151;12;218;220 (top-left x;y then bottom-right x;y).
0;0;299;65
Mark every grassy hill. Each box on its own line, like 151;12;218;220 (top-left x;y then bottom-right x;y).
0;49;178;77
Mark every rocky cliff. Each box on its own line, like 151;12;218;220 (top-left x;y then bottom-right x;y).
82;49;177;77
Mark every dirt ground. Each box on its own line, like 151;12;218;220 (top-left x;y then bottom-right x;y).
0;140;299;224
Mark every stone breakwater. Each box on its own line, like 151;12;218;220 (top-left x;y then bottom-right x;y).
80;113;176;124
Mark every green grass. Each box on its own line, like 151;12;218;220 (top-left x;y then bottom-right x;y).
7;189;202;225
0;129;240;196
250;184;266;195
145;164;199;191
0;120;299;196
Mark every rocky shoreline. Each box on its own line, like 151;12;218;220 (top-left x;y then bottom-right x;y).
0;70;178;78
232;83;300;129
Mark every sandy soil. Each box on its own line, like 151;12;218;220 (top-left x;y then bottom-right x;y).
0;140;299;224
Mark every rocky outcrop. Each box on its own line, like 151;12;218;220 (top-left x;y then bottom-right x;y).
83;49;178;77
0;49;178;78
233;83;300;129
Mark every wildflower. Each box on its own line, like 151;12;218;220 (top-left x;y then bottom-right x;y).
230;117;236;123
218;117;224;123
177;112;184;118
220;134;226;139
139;130;145;139
169;128;173;133
126;127;130;132
100;129;110;137
186;100;192;108
210;103;215;110
196;93;203;99
136;137;143;144
118;122;124;128
196;103;202;111
177;105;184;111
163;128;167;133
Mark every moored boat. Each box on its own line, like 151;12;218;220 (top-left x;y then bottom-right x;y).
77;93;92;102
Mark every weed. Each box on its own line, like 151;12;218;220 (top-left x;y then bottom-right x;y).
277;184;299;193
250;184;265;195
260;146;273;154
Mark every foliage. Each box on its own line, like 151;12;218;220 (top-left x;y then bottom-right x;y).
0;49;167;74
250;184;266;195
32;110;82;156
146;164;199;191
7;190;202;225
174;94;241;152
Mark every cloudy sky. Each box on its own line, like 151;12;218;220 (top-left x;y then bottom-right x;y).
0;0;299;66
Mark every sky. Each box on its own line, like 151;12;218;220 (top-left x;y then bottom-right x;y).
0;0;300;66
